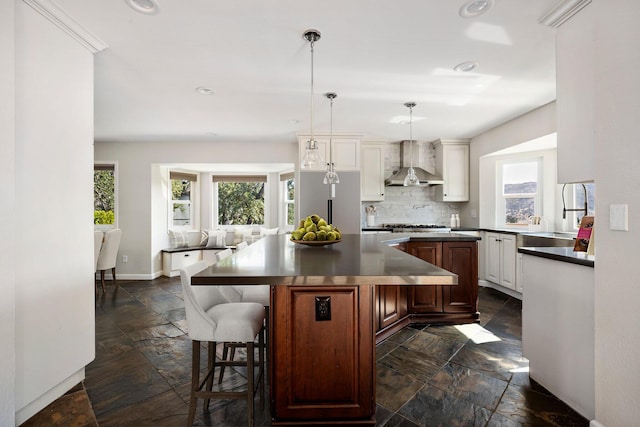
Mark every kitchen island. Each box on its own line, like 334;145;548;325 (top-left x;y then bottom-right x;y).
192;233;464;425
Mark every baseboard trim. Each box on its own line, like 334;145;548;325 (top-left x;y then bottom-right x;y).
590;421;604;427
15;368;85;425
479;280;523;300
97;271;164;281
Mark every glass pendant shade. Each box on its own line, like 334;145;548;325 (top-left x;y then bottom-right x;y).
323;162;340;184
303;139;324;169
403;102;420;187
403;166;419;186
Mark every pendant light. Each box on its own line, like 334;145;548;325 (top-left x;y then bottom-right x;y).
301;29;324;169
403;102;420;187
323;92;339;185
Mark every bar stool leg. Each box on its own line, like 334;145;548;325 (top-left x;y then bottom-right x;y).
187;340;200;426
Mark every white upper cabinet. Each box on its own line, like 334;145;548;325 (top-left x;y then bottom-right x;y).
361;141;386;201
298;134;361;171
554;2;594;183
434;139;470;202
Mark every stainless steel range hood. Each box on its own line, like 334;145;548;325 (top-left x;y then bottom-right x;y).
385;141;444;186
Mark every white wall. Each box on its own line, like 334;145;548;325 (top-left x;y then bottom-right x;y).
464;102;557;227
593;1;640;425
95;140;297;278
0;1;16;425
14;2;96;423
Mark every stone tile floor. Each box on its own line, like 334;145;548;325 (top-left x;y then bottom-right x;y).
24;277;589;426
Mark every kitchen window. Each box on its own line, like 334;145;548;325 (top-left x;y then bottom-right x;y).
280;172;295;230
213;175;266;226
497;158;542;228
94;162;117;229
169;171;198;230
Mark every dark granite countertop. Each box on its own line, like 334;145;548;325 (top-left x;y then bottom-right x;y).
381;232;481;243
518;246;595;267
192;234;460;286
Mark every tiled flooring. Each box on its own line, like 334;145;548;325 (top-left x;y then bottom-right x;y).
25;278;589;426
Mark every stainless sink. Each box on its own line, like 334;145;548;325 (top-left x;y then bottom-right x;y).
519;231;576;247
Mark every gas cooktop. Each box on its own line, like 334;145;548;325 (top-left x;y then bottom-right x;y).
382;224;451;232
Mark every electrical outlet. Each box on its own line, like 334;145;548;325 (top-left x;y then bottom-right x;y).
122;255;128;263
315;296;331;321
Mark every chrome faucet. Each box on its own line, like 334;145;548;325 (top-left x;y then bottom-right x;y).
562;183;588;223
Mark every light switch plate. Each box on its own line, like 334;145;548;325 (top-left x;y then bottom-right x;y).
609;204;628;231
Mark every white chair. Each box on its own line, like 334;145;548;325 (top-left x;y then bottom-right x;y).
94;230;104;272
216;243;271;383
96;228;122;292
180;260;265;427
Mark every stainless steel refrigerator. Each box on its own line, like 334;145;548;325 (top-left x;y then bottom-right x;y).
298;171;361;234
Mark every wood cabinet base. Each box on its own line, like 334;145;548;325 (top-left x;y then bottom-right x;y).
374;240;480;344
271;285;376;425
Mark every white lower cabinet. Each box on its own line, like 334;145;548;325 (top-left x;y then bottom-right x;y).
163;249;202;277
485;232;517;291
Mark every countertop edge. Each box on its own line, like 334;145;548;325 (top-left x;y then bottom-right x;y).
518;247;595;267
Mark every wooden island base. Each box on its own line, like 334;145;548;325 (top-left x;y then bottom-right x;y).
270;284;376;425
191;234;473;425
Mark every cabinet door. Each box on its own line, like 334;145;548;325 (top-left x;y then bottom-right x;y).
361;144;385;201
435;141;469;202
442;241;478;313
333;139;361;171
379;285;401;329
556;4;594;183
271;285;375;421
485;233;501;283
298;136;361;171
500;234;517;290
407;242;443;313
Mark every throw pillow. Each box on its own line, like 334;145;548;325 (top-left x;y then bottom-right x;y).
200;229;209;246
233;227;252;244
206;229;226;248
168;230;188;248
260;227;279;236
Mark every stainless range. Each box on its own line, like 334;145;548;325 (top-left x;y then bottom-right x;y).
382;223;451;233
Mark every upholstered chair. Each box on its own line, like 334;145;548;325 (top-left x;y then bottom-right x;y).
180;260;265;427
215;245;271;383
96;228;122;291
94;230;104;272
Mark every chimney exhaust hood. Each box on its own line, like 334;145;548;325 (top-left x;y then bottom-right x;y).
385;141;444;186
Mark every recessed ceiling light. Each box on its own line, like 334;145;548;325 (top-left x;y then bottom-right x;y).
454;61;479;72
196;87;214;95
125;0;159;15
459;0;494;18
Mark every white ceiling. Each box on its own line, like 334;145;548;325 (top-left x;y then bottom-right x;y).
55;0;559;145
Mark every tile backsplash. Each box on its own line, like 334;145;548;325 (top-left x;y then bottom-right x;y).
362;185;460;226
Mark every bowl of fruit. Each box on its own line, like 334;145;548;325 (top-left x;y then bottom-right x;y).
290;214;342;246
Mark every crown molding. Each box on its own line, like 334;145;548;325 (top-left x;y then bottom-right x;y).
539;0;592;28
22;0;107;53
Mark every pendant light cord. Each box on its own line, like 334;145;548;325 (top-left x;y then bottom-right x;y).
409;104;414;169
310;38;315;148
329;94;333;165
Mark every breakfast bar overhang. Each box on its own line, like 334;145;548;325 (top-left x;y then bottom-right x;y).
192;234;458;425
